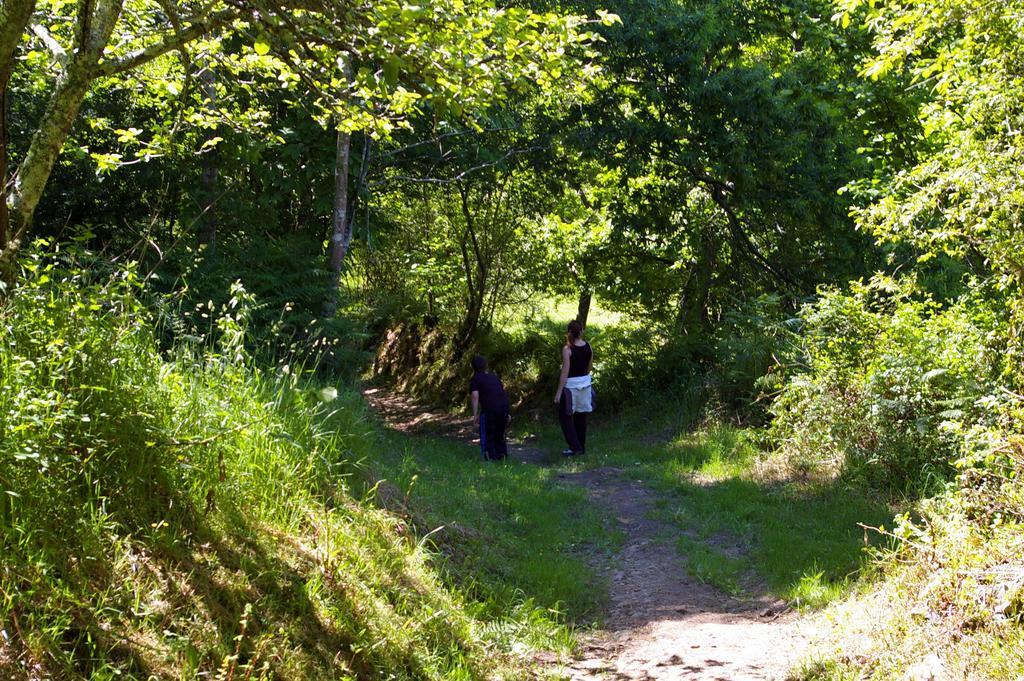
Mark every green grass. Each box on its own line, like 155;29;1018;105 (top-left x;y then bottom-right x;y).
527;404;896;608
791;495;1024;680
494;296;627;336
365;431;615;623
0;265;591;680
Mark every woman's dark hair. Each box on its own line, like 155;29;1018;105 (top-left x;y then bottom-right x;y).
567;320;583;341
471;355;487;372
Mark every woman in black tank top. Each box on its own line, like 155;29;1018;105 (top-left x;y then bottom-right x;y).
554;319;593;456
568;342;592;378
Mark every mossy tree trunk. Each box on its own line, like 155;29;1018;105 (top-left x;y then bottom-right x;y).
0;0;39;289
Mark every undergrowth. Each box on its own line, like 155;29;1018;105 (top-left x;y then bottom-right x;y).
794;403;1024;679
0;256;574;679
773;279;1024;677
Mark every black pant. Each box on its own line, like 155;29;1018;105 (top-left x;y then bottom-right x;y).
482;408;509;460
558;391;587;453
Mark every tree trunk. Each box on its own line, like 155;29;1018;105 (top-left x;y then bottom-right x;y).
345;133;371;241
457;234;482;350
576;291;592;330
0;0;39;288
456;183;487;352
0;0;239;289
0;71;12;290
2;0;123;284
677;225;720;333
197;63;218;257
0;0;36;78
323;127;351;317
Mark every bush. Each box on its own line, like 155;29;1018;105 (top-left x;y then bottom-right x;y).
0;254;167;532
770;278;1006;491
709;294;796;416
796;402;1024;680
152;232;372;378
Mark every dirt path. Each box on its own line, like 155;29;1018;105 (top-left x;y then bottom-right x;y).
364;387;551;464
365;389;812;680
553;467;810;680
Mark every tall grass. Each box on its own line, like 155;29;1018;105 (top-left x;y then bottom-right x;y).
0;257;574;679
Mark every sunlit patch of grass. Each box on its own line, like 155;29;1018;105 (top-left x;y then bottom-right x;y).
366;432;614;622
662;425;759;482
495;297;626;335
530;402;894;608
789;569;852;609
676;536;746;596
794;657;862;680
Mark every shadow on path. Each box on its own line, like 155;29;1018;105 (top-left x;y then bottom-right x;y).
364;388;553;465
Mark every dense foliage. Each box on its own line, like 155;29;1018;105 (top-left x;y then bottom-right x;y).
3;0;1024;678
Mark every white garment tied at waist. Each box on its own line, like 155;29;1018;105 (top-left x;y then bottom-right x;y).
565;374;593;414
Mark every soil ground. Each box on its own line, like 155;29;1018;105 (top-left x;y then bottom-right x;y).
365;389;813;680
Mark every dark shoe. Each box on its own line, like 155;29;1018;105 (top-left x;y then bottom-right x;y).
561;449;575;457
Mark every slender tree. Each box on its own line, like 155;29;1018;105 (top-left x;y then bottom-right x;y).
0;0;239;284
323;127;351;317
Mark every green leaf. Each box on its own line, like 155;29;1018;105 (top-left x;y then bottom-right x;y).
384;56;400;86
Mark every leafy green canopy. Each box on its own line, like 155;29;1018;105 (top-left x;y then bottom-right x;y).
1;0;616;282
838;0;1024;286
547;0;908;329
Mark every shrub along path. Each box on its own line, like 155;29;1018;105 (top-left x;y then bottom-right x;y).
365;389;813;680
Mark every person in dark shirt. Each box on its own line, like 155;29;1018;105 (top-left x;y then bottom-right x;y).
469;355;510;461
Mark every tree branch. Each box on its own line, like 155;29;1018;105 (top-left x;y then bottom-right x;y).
93;7;240;77
30;22;69;66
376;145;544;186
685;164;800;288
376;126;518;160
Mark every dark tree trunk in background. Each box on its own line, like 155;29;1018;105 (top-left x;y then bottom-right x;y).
677;226;720;333
323;127;351;317
576;291;592;330
198;64;218;256
456;182;486;353
346;133;371;240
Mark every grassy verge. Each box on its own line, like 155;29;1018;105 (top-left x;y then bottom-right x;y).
364;430;615;626
0;265;589;680
794;495;1024;680
524;403;896;608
